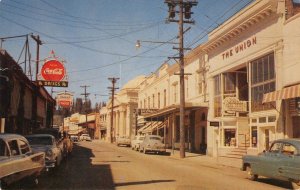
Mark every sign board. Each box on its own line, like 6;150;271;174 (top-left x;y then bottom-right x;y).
56;91;73;108
209;121;220;127
136;108;158;115
223;97;247;113
38;51;68;87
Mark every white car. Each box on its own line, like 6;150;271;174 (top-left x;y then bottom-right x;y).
139;135;166;154
131;135;145;151
79;134;91;141
26;134;63;170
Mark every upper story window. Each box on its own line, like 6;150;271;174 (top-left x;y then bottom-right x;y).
251;52;275;112
173;83;178;104
164;89;167;107
152;94;154;108
158;92;160;109
185;77;189;98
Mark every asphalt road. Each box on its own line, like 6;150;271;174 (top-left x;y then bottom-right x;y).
27;140;293;190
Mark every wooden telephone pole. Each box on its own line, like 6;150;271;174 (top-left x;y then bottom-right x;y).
165;0;197;158
108;77;119;143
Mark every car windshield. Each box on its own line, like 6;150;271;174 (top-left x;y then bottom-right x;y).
27;136;53;145
150;137;161;141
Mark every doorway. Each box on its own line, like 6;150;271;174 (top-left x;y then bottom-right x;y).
292;116;300;138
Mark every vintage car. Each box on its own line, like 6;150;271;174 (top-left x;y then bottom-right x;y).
139;135;166;154
131;135;145;151
116;136;131;147
70;135;79;142
0;134;45;188
79;134;92;141
33;128;68;158
25;134;63;170
241;138;300;189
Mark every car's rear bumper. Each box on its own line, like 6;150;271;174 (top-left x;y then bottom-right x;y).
146;148;166;152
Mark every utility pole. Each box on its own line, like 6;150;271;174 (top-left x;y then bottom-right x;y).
165;0;197;158
108;77;119;143
31;35;42;81
80;85;90;132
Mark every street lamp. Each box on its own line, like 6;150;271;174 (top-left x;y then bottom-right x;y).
135;40;178;49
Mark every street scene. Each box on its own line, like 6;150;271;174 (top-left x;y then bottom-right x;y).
1;0;300;189
27;141;293;190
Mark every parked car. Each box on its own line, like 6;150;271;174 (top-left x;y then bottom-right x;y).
241;138;300;189
25;134;63;171
79;134;92;141
33;128;68;158
131;135;145;151
116;136;131;147
139;135;166;154
0;134;45;188
70;135;79;142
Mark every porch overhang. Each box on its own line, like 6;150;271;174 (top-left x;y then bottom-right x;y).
142;102;207;120
263;84;300;103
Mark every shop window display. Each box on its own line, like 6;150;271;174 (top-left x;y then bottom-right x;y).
223;129;236;147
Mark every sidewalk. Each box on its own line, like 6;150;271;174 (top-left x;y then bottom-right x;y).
166;149;242;169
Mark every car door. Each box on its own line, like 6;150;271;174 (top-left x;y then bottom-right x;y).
278;143;300;181
255;142;283;178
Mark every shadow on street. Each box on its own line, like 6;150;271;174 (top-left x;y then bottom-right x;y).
36;144;116;190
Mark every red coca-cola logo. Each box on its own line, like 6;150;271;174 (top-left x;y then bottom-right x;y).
59;100;71;108
41;60;65;81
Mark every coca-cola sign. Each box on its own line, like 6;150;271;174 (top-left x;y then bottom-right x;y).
41;60;65;81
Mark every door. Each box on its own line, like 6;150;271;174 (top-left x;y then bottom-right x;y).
292;116;300;138
254;142;282;178
265;129;270;150
279;143;300;181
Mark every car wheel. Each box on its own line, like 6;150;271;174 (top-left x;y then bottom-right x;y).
246;165;258;181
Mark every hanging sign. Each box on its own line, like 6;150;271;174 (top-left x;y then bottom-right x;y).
38;50;68;87
223;97;247;113
56;91;73;108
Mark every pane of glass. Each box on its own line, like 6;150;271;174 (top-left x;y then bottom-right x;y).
269;54;275;79
251;126;257;147
224;73;236;93
257;59;263;83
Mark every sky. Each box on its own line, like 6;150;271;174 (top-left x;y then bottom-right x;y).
0;0;253;106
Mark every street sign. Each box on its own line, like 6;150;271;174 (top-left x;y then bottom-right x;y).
38;51;68;87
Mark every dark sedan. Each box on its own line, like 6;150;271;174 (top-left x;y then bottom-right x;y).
241;138;300;189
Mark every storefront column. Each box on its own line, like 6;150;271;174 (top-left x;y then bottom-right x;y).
0;118;5;133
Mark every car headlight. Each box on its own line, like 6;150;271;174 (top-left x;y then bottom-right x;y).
46;149;53;157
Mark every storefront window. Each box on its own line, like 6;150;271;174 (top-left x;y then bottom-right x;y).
223;129;236;147
224;72;236;94
251;53;276;112
251;126;257;147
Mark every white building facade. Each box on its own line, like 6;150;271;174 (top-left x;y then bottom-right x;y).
204;0;300;157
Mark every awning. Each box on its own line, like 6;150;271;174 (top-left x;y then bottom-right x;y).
143;121;162;133
263;84;300;103
137;122;153;133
